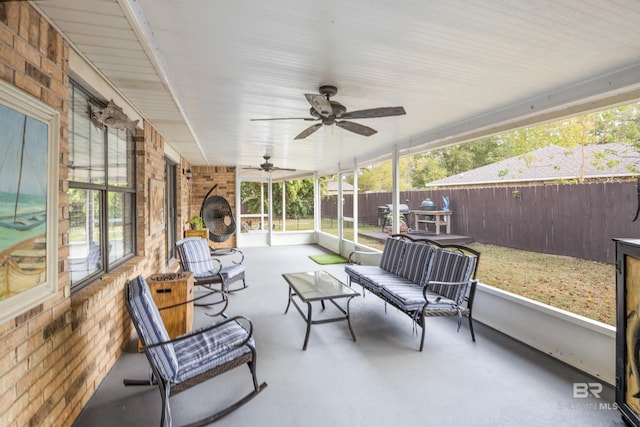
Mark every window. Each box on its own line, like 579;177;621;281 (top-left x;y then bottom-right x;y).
319;175;338;237
68;82;135;290
240;180;269;232
239;177;315;233
273;178;314;231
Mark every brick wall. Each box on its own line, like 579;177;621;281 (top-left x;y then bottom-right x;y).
191;165;237;249
0;4;181;426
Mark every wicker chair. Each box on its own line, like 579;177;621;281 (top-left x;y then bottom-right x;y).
123;275;267;426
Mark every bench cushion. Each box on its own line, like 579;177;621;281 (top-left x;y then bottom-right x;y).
128;276;179;382
427;249;471;303
424;290;471;316
362;274;414;293
345;265;390;283
379;238;406;274
381;283;458;312
174;320;254;383
397;242;434;285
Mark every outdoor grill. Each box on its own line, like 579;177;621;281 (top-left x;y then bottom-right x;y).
378;203;410;230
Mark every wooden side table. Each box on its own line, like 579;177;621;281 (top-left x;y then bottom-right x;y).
139;272;194;351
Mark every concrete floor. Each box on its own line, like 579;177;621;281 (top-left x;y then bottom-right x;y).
73;244;626;427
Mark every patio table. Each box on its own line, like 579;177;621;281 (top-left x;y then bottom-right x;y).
283;271;359;350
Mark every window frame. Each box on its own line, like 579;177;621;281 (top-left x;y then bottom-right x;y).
68;81;136;292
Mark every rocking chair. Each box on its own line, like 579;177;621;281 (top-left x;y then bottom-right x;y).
124;275;267;426
176;237;247;308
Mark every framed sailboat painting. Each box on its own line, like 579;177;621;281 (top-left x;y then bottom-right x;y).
0;80;59;323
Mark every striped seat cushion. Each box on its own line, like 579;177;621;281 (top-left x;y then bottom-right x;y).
174;320;254;383
426;249;471;304
362;273;414;293
177;238;218;276
218;264;246;291
397;242;434;285
345;265;390;283
127;276;179;382
379;238;406;274
424;290;470;316
381;283;458;313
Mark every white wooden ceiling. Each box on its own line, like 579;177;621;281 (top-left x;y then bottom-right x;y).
33;0;640;178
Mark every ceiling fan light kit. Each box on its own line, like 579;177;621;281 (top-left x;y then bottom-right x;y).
251;85;406;140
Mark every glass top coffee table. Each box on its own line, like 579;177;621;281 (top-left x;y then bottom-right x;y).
283;271;360;350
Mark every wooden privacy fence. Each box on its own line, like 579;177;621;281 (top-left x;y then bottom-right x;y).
322;181;640;263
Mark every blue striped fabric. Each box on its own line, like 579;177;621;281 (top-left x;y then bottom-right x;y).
379;238;406;274
361;273;414;293
174;320;254;383
381;282;458;312
397;243;434;285
381;282;425;311
128;276;179;381
177;238;218;276
465;256;477;280
426;250;471;303
345;265;390;283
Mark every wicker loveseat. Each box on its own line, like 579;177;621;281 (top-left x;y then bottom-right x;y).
345;235;480;351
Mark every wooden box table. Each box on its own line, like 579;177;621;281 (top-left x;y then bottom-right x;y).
283;271;360;350
139;272;194;350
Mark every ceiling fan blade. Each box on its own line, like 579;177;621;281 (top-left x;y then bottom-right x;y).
336;120;377;136
339;106;406;120
250;117;315;121
273;167;297;172
304;94;332;117
295;123;323;140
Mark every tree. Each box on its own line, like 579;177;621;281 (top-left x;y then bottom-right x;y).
240;181;266;214
410;155;448;188
354;158;416;192
272;179;314;218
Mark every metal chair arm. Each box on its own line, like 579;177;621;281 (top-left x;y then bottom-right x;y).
211;247;245;264
141;315;254;351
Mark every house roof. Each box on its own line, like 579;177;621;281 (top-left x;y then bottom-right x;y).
426;143;640;187
326;181;355;193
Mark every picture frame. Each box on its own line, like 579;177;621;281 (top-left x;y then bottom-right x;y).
615;238;640;427
149;179;165;234
0;80;59;324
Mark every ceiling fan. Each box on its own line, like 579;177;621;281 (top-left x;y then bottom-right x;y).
244;155;296;173
250;85;406;140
